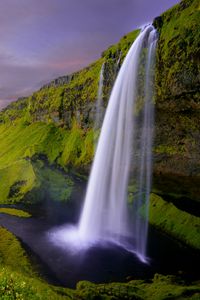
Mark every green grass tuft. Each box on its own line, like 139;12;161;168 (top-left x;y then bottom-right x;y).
0;160;36;204
149;193;200;250
0;208;31;218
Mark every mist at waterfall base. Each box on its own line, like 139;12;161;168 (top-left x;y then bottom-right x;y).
48;25;157;265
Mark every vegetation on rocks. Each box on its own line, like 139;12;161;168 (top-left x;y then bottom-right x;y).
0;160;36;204
0;1;198;197
0;0;199;298
0;208;31;218
0;227;74;299
75;275;200;300
0;226;199;300
149;193;200;250
0;29;140;205
0;29;140;130
153;0;200;176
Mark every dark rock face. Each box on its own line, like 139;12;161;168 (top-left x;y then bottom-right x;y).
0;0;199;184
153;16;163;29
153;0;200;177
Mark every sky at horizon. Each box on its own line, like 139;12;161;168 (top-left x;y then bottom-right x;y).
0;0;180;109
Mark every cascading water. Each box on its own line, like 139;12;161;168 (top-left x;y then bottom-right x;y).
49;24;157;263
130;27;157;261
94;63;105;131
78;24;157;262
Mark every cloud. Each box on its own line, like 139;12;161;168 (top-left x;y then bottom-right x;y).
0;0;180;108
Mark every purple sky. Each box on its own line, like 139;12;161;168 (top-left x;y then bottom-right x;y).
0;0;180;109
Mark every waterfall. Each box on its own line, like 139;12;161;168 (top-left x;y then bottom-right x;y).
78;24;157;262
94;63;105;131
131;28;157;261
49;25;157;264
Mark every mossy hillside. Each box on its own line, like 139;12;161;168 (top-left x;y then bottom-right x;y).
0;227;74;299
0;29;140;206
0;60;103;128
0;0;199;179
1;0;199;181
76;274;200;300
0;121;95;169
0;29;139;130
0;160;36;204
0;268;74;300
149;193;200;250
0;0;199;262
58;122;94;167
0;126;75;205
0;97;28;124
26;160;74;204
153;0;200;176
154;0;200;100
0;120;93;204
0;159;75;205
27;59;103;128
0;121;91;204
0;208;31;218
33;28;139;129
102;29;140;101
153;110;200;176
0;122;64;167
0;226;200;299
0;227;33;276
102;29;140;61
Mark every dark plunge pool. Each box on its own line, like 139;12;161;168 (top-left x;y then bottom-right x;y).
0;209;199;288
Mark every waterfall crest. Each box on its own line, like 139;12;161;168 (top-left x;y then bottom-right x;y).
78;25;157;262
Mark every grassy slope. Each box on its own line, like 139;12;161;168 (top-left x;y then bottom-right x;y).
0;226;200;300
0;30;139;205
0;1;199;298
149;193;200;250
75;277;200;300
0;160;36;204
0;208;31;218
0;227;74;299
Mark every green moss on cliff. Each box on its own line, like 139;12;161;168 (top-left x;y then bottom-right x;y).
0;122;54;167
59;123;94;167
154;0;200;100
0;120;94;171
0;29;140;207
149;193;200;250
76;275;200;300
153;0;200;176
0;227;33;275
0;120;91;204
27;59;103;128
29;160;74;203
0;160;36;204
0;208;31;218
0;0;199;259
0;29;139;130
102;29;140;62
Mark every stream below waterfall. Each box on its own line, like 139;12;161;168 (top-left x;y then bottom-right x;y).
0;201;199;288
